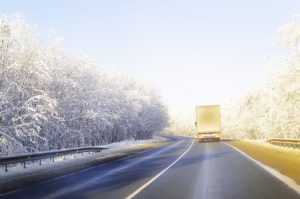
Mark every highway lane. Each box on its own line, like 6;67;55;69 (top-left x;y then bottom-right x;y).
1;137;299;199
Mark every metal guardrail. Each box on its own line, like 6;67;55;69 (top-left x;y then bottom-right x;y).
0;146;108;172
267;139;300;148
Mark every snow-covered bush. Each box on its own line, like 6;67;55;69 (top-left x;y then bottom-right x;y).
0;15;168;155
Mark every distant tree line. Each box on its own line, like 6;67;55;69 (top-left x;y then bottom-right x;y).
0;15;168;155
164;117;195;137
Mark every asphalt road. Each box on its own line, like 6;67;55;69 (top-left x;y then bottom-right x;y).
1;137;299;199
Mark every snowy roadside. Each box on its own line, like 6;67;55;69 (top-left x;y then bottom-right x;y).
0;136;171;194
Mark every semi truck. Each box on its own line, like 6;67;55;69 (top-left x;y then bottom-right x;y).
195;105;222;142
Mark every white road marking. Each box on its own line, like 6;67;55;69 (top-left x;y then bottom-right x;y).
223;142;300;195
126;139;195;199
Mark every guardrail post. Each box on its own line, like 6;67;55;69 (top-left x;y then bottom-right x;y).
268;139;300;148
0;147;108;172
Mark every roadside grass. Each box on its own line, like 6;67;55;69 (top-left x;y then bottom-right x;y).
227;140;300;185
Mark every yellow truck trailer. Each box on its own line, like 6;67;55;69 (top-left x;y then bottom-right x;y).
195;105;221;142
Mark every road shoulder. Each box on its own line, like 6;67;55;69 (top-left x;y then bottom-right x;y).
0;139;169;195
225;140;300;194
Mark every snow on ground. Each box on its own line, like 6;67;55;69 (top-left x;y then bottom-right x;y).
102;135;169;151
0;136;170;189
241;139;300;154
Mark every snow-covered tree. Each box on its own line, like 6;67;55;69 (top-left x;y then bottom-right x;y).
0;14;169;155
222;16;300;139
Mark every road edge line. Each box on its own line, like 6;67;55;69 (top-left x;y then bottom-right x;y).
125;139;194;199
223;142;300;195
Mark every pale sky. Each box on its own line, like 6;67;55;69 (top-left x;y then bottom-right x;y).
1;0;300;121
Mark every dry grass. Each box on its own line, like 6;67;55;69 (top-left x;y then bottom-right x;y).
228;140;300;185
